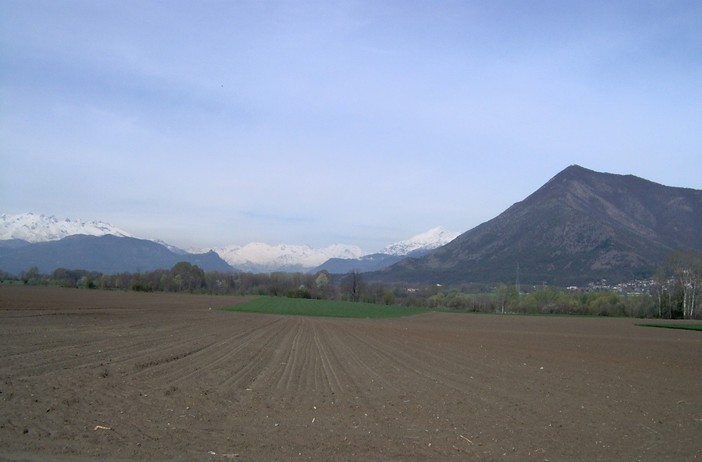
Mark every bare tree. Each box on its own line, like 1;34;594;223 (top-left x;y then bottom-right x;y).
341;269;364;302
665;250;701;319
653;266;670;318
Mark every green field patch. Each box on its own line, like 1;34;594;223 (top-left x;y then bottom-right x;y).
636;323;702;331
224;296;429;318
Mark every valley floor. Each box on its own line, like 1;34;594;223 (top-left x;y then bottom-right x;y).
0;286;700;461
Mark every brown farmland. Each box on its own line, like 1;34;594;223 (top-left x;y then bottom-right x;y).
0;286;700;461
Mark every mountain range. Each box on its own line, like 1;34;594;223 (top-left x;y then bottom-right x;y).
0;213;454;275
209;242;365;273
2;165;700;284
0;235;235;275
372;165;702;286
314;227;459;274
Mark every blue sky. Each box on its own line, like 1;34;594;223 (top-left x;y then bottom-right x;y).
1;1;701;251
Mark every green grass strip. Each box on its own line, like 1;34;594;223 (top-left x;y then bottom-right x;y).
224;296;429;319
636;323;702;331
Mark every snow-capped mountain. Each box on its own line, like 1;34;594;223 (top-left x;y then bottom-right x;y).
0;213;132;242
382;226;460;256
315;226;460;274
1;212;459;274
210;227;458;273
211;242;365;273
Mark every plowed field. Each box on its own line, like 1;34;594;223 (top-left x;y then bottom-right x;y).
1;286;700;461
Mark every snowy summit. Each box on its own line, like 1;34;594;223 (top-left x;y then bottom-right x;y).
0;213;132;242
382;226;460;256
210;242;365;273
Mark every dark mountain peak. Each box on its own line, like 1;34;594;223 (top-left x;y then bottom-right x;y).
544;164;616;191
374;166;702;286
558;163;592;177
519;165;671;214
548;164;672;191
540;164;604;187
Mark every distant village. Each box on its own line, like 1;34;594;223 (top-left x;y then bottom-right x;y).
568;279;656;295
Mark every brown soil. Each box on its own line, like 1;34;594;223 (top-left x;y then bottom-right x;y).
0;285;700;461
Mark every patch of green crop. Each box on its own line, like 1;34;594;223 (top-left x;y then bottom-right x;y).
636;323;702;331
224;296;429;319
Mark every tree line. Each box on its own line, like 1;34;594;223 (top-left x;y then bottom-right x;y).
8;263;360;300
4;250;700;319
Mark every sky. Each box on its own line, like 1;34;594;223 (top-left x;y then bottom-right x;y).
1;1;701;252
